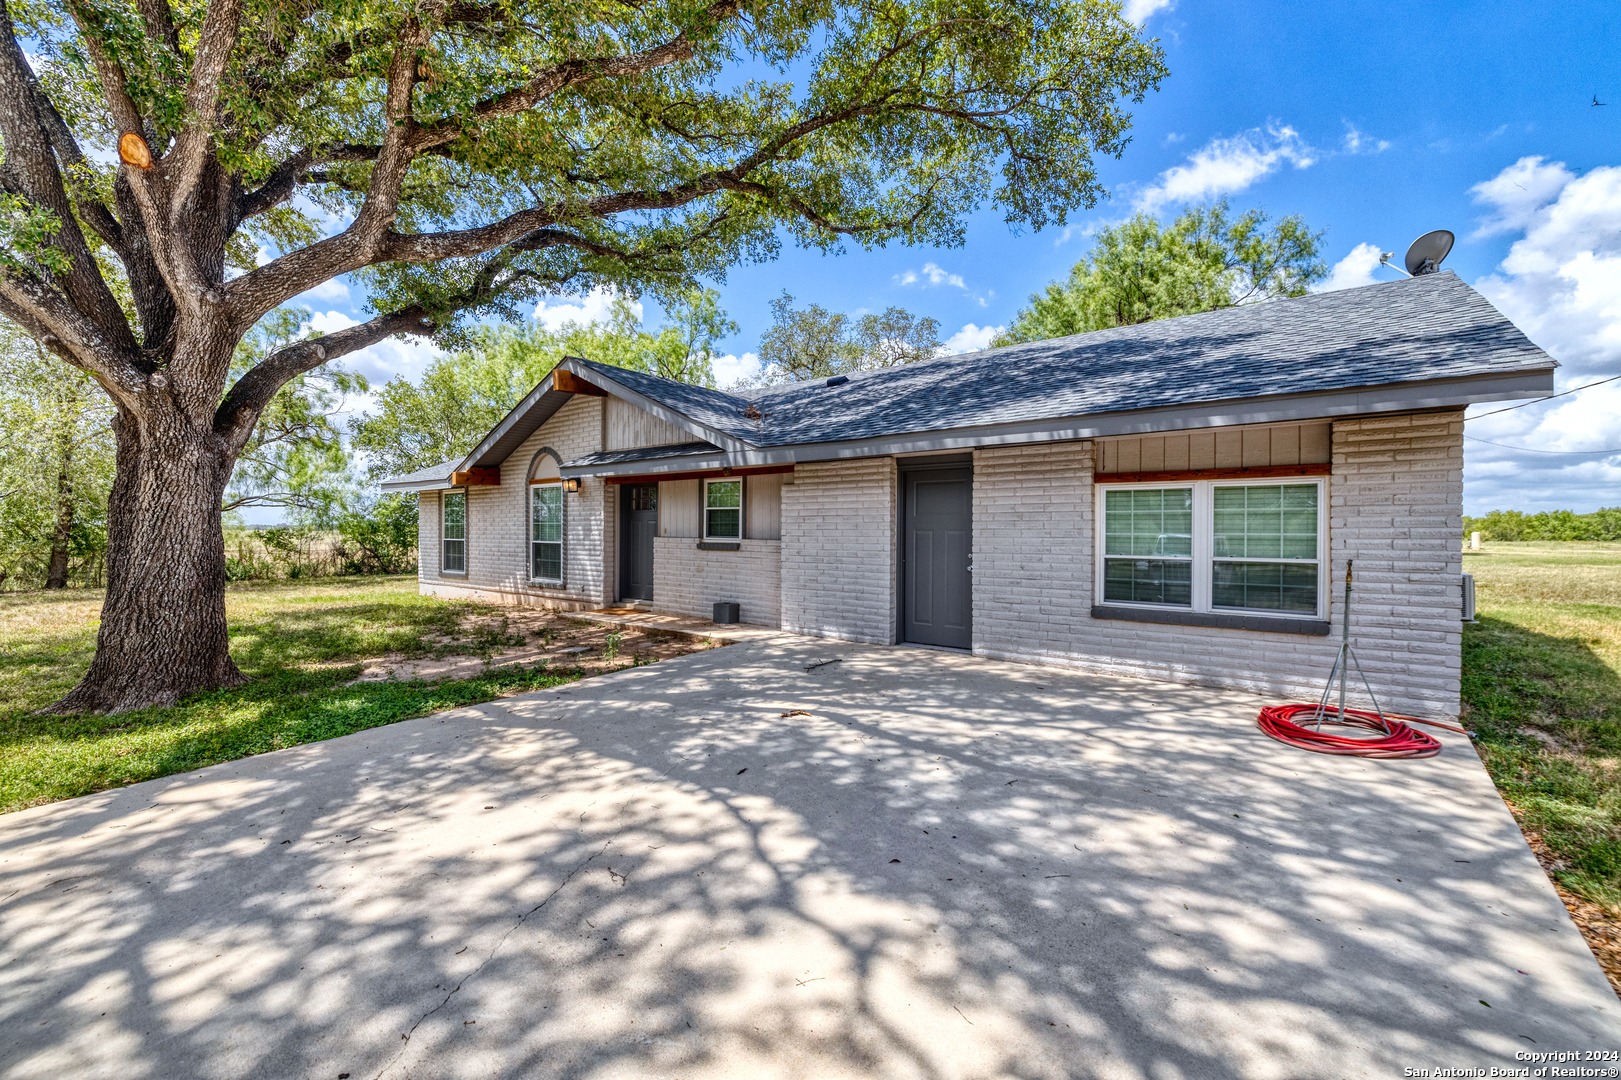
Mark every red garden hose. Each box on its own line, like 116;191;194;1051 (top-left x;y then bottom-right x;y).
1256;703;1466;759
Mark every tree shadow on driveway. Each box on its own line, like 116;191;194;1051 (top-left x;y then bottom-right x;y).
2;636;1617;1079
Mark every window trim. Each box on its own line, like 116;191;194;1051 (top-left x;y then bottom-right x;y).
703;476;745;541
1093;477;1327;620
528;480;565;585
441;489;467;577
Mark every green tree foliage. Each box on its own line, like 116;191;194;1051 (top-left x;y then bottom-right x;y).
351;289;734;480
1464;508;1621;543
0;0;1167;710
0;324;115;589
748;292;942;386
996;200;1327;344
225;309;368;518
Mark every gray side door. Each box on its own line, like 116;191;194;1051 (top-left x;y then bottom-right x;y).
902;463;972;649
619;484;657;601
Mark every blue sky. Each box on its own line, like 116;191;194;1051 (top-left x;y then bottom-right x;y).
309;0;1621;517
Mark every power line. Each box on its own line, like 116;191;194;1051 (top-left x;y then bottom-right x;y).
1464;435;1621;455
1465;372;1621;420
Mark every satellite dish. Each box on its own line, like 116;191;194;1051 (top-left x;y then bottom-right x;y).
1403;230;1455;276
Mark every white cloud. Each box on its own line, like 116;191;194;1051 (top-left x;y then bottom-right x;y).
1469;155;1576;238
941;323;1004;355
1134;125;1315;212
1315;242;1387;293
713;352;761;389
895;262;967;289
1341;123;1390;155
306;310;357;333
295;276;350;304
304;309;443;391
1463;158;1621;512
532;286;639;330
1123;0;1174;23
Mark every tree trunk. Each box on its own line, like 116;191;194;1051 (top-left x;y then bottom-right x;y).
45;403;247;713
44;417;73;590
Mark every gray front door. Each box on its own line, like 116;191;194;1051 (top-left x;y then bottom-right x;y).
902;463;972;649
619;484;657;601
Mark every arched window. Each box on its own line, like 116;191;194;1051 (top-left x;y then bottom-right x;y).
529;452;564;583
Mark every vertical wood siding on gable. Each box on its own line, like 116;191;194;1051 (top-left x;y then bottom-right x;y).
658;479;701;538
658;472;786;539
746;472;784;540
1097;421;1331;474
606;395;698;450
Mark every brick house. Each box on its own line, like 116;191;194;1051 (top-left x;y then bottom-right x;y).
380;272;1554;718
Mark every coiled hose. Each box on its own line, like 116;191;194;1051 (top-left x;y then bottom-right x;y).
1256;703;1467;759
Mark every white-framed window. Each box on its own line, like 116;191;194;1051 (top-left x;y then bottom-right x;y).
704;478;743;539
442;490;466;574
530;482;563;582
1097;479;1325;618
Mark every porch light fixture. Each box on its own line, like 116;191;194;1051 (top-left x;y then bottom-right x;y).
562;478;581;493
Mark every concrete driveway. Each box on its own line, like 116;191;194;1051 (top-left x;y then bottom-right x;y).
2;636;1616;1079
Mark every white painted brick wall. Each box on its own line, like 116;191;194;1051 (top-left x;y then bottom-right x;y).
970;411;1465;718
653;539;782;624
781;457;896;644
420;396;613;610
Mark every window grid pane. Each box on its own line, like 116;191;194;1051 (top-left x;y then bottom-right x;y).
1104;488;1192;557
1212;484;1316;561
442;492;465;541
443;539;465;573
532;485;562;543
706;508;741;538
706;480;741;508
1212;562;1318;613
532;542;562;581
1103;558;1193;606
706;479;742;538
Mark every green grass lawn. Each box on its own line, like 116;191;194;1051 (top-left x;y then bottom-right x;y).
1462;542;1621;908
0;577;584;813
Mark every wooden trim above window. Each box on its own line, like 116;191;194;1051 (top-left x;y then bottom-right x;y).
450;467;500;486
1093;463;1330;485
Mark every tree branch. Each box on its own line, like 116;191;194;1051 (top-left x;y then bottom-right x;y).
166;0;246;216
215;305;436;453
408;0;742;153
0;0;138;352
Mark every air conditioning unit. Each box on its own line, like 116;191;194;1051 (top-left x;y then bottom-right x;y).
1461;573;1476;623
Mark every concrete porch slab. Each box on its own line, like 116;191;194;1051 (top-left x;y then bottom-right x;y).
1;636;1615;1079
575;606;785;642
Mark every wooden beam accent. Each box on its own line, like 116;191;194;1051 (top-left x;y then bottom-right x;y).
602;464;795;485
449;467;501;487
552;369;608;396
1093;463;1330;485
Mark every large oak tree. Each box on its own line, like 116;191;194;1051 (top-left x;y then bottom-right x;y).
0;0;1164;713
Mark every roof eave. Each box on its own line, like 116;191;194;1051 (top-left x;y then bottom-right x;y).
379;476;456;492
559;366;1555;476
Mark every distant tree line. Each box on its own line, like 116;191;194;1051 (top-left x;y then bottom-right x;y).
1465;509;1621;542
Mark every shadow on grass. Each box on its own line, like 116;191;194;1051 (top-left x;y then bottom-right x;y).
0;663;586;814
1464;614;1621;904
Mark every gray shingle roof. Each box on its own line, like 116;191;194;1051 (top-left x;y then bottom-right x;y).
378;459;458;489
571;272;1552;450
564;441;721;468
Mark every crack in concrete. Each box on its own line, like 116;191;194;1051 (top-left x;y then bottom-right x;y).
373;839;612;1080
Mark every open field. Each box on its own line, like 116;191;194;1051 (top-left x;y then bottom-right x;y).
0;578;716;813
1462;541;1621;985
